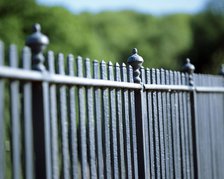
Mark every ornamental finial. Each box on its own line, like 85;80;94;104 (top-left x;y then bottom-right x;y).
127;48;144;83
26;23;49;71
183;58;195;86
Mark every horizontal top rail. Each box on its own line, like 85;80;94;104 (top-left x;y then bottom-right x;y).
0;66;223;93
144;84;224;93
0;66;141;89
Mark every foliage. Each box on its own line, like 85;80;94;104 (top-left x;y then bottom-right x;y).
0;0;223;73
180;12;224;73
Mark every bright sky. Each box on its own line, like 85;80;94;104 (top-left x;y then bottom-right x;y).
37;0;209;15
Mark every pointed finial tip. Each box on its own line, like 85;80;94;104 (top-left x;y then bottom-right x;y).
33;23;41;32
68;54;74;59
48;50;54;55
23;46;30;51
58;53;64;58
101;60;106;65
132;48;138;54
108;61;113;66
85;57;90;61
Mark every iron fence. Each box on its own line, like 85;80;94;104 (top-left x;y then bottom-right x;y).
0;24;224;179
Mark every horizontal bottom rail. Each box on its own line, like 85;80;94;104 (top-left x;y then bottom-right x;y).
0;66;223;92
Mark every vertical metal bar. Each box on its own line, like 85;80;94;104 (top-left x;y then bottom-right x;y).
9;45;21;179
67;54;78;179
134;82;148;179
213;76;219;178
170;71;176;178
208;75;216;179
151;68;161;179
115;63;126;179
186;84;194;179
26;24;52;179
22;47;34;179
27;24;52;179
215;77;223;179
217;76;224;179
58;53;70;179
194;74;201;179
200;74;210;179
161;69;170;179
128;65;139;179
127;48;148;179
85;58;97;179
221;76;224;178
0;41;3;65
77;56;88;179
0;41;5;179
93;60;104;179
181;73;190;179
199;75;205;179
171;71;181;179
100;60;111;179
121;63;132;179
175;71;182;178
140;67;150;179
213;77;219;178
146;68;155;179
48;51;59;179
32;77;47;179
177;72;186;179
42;81;52;179
166;70;174;179
108;62;119;179
156;69;166;179
190;75;198;179
200;75;205;179
208;75;214;179
182;64;197;179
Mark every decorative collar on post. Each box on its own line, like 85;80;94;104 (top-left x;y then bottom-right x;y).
26;23;49;71
183;58;195;86
127;48;144;83
219;64;224;76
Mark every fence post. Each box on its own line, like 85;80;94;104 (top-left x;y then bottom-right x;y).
26;24;52;179
183;58;198;179
128;48;149;179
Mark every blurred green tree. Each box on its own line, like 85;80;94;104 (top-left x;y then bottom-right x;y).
180;0;224;73
0;0;223;73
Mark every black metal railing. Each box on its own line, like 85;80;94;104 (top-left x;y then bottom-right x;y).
0;24;224;179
